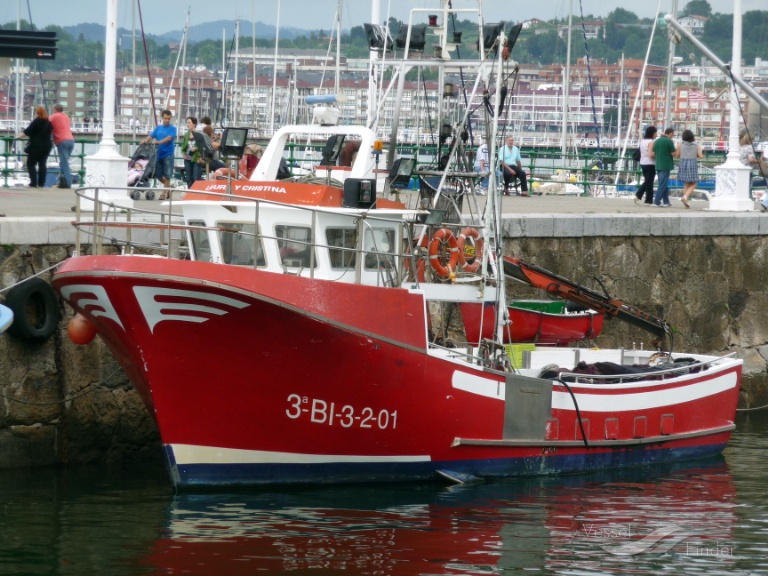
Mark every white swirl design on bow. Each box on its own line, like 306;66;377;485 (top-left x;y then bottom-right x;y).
133;287;249;333
60;284;125;330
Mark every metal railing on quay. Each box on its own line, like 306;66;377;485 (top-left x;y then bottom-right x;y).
0;136;145;188
4;135;729;198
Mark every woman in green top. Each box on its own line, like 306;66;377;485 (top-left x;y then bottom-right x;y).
181;116;201;188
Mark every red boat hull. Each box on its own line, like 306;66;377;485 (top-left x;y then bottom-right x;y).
53;256;741;488
459;302;605;345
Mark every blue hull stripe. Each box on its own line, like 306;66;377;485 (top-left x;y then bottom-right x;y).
164;443;727;488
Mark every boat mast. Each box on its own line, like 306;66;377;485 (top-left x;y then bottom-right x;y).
270;0;281;134
131;0;137;138
560;0;572;160
252;1;256;126
488;30;508;345
617;53;624;151
663;0;678;131
618;0;663;166
234;18;240;125
164;17;187;114
14;0;21;138
179;9;190;122
367;0;381;128
335;0;341;96
221;28;226;125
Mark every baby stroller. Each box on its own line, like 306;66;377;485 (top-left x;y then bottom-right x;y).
128;142;158;200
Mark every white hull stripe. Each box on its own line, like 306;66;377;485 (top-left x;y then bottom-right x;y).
452;370;738;412
171;444;431;465
551;371;738;412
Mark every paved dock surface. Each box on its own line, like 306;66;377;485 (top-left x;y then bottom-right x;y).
0;185;755;218
1;185;766;244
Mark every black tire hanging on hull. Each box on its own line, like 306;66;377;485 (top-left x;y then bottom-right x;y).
5;278;59;343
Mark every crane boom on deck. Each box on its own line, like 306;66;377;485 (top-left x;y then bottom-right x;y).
503;256;673;350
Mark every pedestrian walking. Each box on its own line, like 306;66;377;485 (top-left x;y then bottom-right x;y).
677;129;704;208
634;125;657;205
652;127;676;207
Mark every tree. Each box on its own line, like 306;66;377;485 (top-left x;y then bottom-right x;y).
681;0;712;17
607;8;639;24
520;30;562;65
701;13;732;63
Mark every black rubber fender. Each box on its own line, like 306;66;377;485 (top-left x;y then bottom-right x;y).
5;278;60;343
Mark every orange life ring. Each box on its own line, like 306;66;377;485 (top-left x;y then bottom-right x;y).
457;227;484;273
404;234;429;283
214;167;236;179
429;228;459;279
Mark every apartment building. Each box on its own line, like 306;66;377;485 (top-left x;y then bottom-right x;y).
117;70;221;127
41;71;103;122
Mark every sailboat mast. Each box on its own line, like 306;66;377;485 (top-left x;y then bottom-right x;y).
335;0;341;95
270;0;281;134
131;0;137;139
560;0;572;159
234;19;240;125
617;54;624;151
221;28;226;125
252;1;256;126
489;30;508;346
179;9;190;122
367;0;381;128
663;0;678;130
14;0;21;137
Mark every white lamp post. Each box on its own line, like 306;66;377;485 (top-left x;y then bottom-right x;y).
710;0;753;211
82;0;132;211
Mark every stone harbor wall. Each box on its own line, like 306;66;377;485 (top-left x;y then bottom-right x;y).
505;235;768;388
0;236;767;470
0;244;161;469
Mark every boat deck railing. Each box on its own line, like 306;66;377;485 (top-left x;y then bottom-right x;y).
556;351;739;384
71;185;477;290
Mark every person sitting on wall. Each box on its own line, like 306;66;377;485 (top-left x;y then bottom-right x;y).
498;135;529;196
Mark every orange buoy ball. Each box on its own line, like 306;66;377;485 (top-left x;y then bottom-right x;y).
67;313;97;345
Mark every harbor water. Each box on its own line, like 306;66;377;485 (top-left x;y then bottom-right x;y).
1;412;766;575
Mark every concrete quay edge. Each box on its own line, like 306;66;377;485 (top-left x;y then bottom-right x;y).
2;187;768;245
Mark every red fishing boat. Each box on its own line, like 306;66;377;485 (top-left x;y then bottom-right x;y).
52;4;741;489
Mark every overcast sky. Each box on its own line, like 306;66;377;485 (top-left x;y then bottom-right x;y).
0;0;761;36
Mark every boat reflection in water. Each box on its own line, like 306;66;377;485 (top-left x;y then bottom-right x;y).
143;458;737;574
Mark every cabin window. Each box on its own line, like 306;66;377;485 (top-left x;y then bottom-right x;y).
363;228;396;270
326;228;356;269
276;225;316;268
188;220;212;262
218;222;265;266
